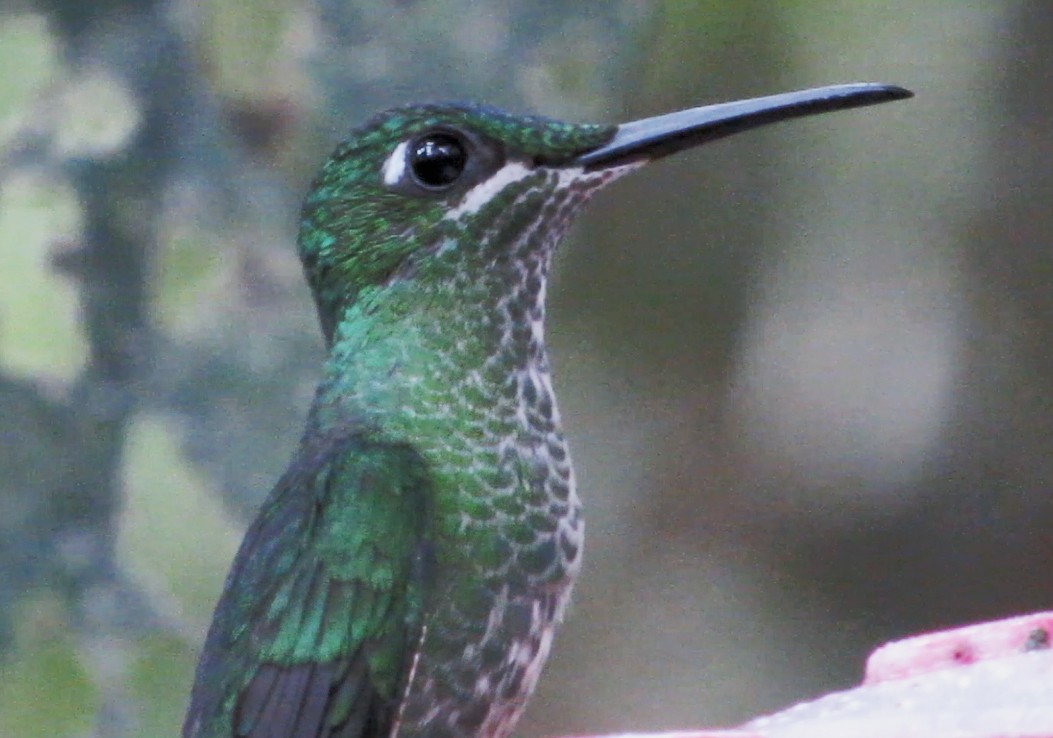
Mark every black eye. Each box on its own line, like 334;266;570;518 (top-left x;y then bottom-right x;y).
409;133;467;189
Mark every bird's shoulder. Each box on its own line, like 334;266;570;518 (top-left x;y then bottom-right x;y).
183;427;434;738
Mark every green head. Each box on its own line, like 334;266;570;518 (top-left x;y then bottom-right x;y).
298;84;912;345
298;104;617;342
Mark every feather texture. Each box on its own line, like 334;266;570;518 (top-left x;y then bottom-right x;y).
183;429;432;738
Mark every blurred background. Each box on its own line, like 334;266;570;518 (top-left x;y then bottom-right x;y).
2;1;1052;736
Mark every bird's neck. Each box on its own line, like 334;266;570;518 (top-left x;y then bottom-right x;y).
308;239;554;451
300;184;591;573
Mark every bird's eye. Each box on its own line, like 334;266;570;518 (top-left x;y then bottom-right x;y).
408;133;467;189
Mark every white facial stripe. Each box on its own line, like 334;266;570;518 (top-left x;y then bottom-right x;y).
444;162;533;221
555;166;585;187
382;141;409;186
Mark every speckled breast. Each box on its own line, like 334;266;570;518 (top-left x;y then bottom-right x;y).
392;355;583;738
387;164;632;738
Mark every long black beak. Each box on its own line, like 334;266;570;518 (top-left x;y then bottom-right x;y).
574;83;912;170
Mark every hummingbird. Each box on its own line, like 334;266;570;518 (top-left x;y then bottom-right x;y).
183;83;911;738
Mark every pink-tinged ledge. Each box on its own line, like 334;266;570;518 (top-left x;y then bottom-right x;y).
561;611;1053;738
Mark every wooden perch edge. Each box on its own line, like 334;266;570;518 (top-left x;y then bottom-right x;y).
563;611;1053;738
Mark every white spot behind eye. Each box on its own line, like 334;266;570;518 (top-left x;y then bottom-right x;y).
382;141;409;186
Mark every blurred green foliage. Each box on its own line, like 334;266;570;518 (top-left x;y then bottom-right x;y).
0;596;96;737
0;173;85;381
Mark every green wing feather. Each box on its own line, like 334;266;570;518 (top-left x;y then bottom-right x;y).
183;431;433;738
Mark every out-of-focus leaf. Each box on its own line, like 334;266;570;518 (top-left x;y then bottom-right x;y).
52;69;141;158
152;227;227;337
0;171;86;384
0;596;97;738
0;13;58;147
126;633;199;738
117;412;241;629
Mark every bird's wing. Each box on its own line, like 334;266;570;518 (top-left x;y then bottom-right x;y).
183;432;433;738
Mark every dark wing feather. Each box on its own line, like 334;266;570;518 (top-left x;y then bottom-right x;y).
183;431;432;738
235;664;280;733
236;650;390;738
247;664;312;738
292;663;331;738
241;662;343;738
